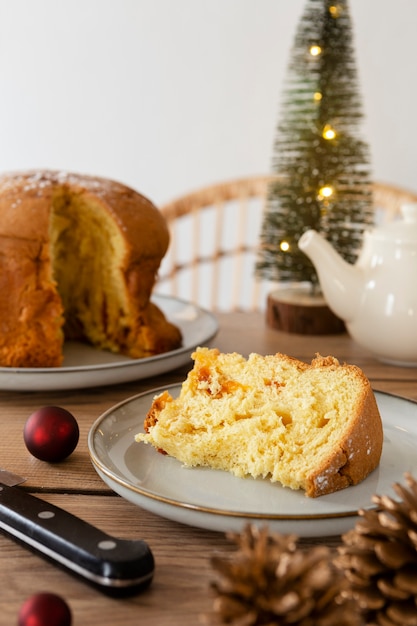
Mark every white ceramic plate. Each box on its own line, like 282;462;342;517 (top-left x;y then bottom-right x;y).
0;296;218;391
88;388;417;537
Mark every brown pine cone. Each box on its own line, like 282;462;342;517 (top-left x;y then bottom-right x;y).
338;472;417;626
206;524;362;626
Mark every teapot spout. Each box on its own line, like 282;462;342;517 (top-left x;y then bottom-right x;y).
298;230;362;323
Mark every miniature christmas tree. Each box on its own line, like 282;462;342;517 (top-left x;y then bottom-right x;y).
256;0;373;291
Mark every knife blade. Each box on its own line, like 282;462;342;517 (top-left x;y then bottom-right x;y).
0;469;154;595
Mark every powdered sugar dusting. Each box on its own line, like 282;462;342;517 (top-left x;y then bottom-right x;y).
0;169;153;207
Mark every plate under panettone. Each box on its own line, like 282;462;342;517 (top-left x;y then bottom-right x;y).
0;295;218;391
88;388;417;538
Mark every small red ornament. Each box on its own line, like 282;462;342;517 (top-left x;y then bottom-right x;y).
23;406;79;463
18;592;72;626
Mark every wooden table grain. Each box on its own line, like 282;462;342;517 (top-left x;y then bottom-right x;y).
0;312;416;625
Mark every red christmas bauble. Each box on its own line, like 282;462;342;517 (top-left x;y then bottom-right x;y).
18;592;72;626
23;406;79;463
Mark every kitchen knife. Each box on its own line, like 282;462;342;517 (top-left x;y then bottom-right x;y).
0;469;154;595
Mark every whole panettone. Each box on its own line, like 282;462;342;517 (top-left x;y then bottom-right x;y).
0;170;182;367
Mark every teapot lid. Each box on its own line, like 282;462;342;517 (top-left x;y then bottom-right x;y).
372;202;417;242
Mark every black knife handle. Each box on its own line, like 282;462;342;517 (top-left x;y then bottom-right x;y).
0;483;154;595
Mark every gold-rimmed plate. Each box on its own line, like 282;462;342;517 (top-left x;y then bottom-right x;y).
0;296;218;391
88;387;417;537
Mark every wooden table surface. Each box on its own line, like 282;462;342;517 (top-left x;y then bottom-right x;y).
1;311;416;625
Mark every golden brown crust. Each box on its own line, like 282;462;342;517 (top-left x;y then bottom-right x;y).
0;170;181;367
0;234;64;367
290;353;384;496
305;378;383;497
0;169;170;266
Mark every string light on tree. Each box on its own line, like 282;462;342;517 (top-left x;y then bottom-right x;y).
309;44;322;57
256;0;373;290
329;4;343;17
322;124;336;140
318;185;334;200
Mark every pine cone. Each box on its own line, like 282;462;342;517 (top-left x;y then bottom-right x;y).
338;472;417;626
206;524;362;626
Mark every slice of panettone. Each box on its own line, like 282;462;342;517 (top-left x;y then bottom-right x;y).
136;347;383;497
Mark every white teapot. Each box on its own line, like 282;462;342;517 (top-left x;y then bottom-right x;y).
298;203;417;365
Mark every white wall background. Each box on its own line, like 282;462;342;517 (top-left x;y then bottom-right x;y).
0;0;415;209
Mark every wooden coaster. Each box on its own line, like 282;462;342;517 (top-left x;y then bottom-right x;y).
266;288;345;335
